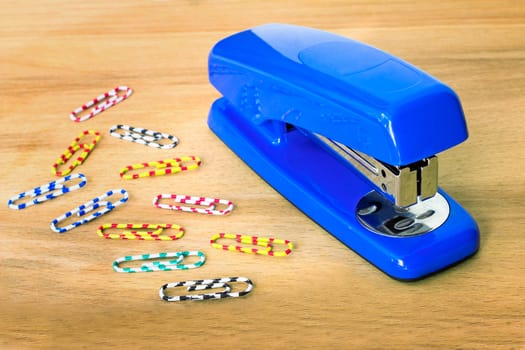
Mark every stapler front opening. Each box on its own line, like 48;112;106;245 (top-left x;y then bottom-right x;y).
207;23;480;280
312;132;448;238
314;133;438;207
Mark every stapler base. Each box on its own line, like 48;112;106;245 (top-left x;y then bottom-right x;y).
208;97;479;281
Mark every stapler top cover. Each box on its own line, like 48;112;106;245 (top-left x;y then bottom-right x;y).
208;23;468;166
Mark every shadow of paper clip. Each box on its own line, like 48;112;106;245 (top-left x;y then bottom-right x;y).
50;189;128;233
70;86;133;122
159;277;253;302
153;194;234;215
112;251;205;273
119;156;201;180
8;173;87;210
109;124;179;149
210;233;294;256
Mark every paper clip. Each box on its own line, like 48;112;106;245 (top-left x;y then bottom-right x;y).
113;251;205;273
159;277;254;302
152;194;234;215
50;189;128;233
52;130;101;176
109;124;179;149
70;86;133;122
7;174;87;210
97;223;184;241
119;156;201;180
210;233;294;257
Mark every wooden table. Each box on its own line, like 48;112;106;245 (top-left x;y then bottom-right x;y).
1;1;523;349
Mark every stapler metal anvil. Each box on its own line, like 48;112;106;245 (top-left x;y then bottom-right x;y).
207;23;479;280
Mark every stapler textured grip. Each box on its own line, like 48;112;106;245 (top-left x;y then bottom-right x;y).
207;23;479;280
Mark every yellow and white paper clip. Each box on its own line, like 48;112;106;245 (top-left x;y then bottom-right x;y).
97;223;184;241
52;130;101;176
210;233;293;257
119;156;201;180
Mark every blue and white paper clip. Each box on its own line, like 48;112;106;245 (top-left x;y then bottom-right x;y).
7;174;87;210
50;189;128;233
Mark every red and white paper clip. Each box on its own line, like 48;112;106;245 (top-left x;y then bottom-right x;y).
70;86;133;122
153;194;234;216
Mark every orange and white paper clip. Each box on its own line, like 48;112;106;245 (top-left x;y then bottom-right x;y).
153;194;233;215
70;86;132;122
119;156;201;180
210;233;293;256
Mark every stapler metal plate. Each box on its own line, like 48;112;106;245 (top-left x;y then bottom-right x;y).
207;23;479;280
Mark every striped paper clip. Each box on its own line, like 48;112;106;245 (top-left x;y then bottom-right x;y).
210;233;294;257
70;86;133;122
52;130;101;176
159;277;254;302
50;189;128;233
119;156;201;180
97;223;184;241
153;194;234;215
109;124;179;149
7;174;87;210
113;251;205;273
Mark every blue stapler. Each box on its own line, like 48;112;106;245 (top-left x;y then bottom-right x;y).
207;23;479;280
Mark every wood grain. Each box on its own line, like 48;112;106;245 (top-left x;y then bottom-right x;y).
1;1;523;349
